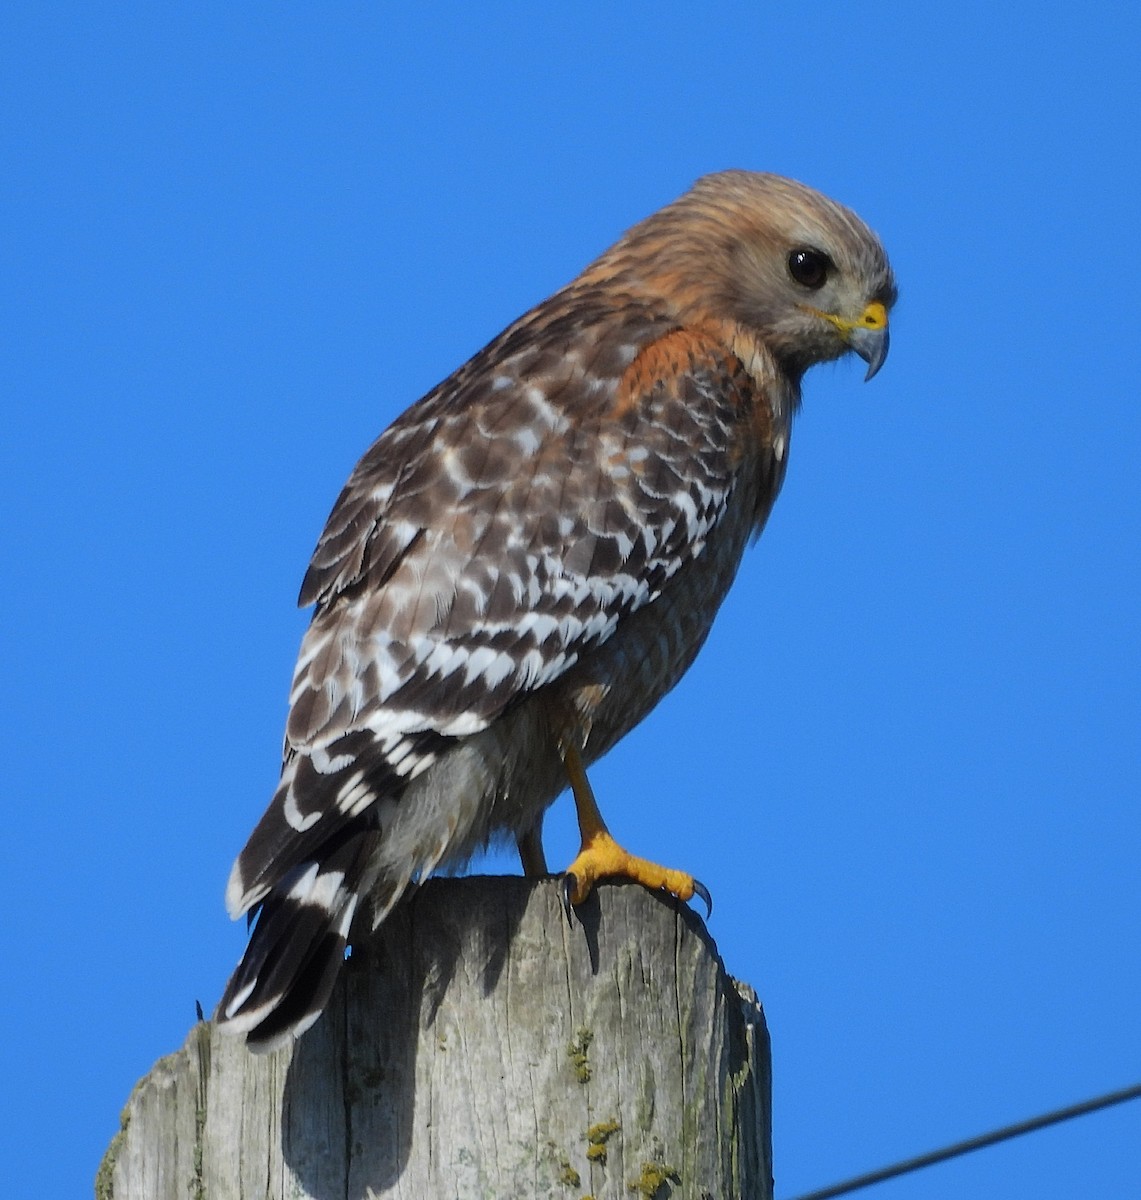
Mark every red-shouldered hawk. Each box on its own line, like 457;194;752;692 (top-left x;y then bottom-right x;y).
218;171;896;1050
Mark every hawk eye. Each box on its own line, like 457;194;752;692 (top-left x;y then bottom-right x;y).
787;248;830;289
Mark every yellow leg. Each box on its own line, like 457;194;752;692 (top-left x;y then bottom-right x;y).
560;744;710;914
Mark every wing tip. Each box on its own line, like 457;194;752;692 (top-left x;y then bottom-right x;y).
224;858;262;921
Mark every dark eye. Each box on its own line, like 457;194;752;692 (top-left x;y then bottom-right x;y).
787;248;831;289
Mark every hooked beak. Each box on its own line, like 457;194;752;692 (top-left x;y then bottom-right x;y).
812;300;891;381
847;308;890;381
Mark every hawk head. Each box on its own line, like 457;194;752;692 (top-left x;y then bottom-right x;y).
597;170;897;385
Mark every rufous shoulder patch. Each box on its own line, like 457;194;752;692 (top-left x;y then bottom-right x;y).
611;326;737;420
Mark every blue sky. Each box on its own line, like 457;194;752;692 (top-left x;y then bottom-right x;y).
3;5;1139;1197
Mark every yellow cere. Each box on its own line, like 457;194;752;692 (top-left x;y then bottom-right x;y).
858;301;888;329
808;300;889;336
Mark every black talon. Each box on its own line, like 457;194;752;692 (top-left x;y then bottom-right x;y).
691;879;713;919
560;874;577;925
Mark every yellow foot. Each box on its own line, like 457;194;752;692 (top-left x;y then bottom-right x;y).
560;829;712;919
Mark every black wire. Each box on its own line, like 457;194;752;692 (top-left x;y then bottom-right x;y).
784;1081;1141;1200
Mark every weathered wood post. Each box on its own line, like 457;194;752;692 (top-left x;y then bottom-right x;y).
98;878;772;1199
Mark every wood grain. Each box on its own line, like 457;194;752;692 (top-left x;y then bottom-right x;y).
98;878;772;1199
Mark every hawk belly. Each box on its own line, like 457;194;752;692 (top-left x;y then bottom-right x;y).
364;454;770;896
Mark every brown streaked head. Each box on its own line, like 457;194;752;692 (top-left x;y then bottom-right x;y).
589;170;897;384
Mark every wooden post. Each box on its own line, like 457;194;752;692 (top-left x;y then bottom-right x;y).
98;878;773;1199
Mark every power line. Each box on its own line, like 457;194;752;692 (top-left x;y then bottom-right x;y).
785;1081;1141;1200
